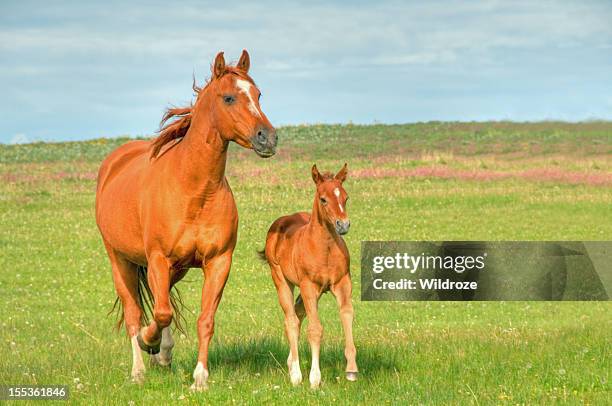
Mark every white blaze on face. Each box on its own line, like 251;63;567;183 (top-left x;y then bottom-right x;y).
334;187;344;213
236;79;261;118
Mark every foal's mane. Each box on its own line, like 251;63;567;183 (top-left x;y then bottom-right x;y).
150;67;252;158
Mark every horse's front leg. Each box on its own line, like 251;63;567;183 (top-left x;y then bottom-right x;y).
331;274;358;381
270;264;302;386
138;252;173;354
191;251;233;391
300;281;323;389
151;267;189;367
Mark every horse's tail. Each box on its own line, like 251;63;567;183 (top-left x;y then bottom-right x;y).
109;266;187;335
256;248;267;263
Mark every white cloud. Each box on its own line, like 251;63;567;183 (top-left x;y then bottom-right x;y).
1;1;610;72
9;133;29;144
0;0;611;141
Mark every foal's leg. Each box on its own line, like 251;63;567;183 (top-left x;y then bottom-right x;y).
295;294;306;330
150;327;174;367
104;243;145;383
271;265;302;386
191;252;233;391
139;252;174;353
300;281;323;389
331;275;358;381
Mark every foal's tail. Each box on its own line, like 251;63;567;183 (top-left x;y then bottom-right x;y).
109;266;187;335
256;248;267;263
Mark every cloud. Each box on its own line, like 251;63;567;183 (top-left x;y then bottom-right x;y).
9;133;29;144
0;0;611;142
2;1;610;71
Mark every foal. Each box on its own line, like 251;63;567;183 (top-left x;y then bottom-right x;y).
260;164;358;388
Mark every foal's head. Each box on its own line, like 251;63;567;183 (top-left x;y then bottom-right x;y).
204;50;277;157
311;163;350;235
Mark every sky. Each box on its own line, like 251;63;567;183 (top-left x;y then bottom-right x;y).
1;0;611;144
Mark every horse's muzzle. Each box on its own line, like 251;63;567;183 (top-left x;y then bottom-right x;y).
252;126;277;158
335;219;350;235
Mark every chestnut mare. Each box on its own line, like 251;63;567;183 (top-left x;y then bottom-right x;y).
260;164;358;388
95;50;276;391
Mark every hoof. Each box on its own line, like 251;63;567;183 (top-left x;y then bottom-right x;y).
191;362;209;392
150;354;172;368
290;374;302;387
346;371;358;382
137;330;160;355
131;371;145;385
289;361;302;386
190;382;208;392
309;369;321;389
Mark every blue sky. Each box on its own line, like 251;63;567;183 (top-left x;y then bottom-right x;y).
1;0;611;143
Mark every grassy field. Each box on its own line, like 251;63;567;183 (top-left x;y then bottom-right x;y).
0;122;611;404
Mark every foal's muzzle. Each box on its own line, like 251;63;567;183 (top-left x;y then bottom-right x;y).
335;219;350;235
252;126;277;158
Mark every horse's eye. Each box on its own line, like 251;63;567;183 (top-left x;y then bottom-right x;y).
258;93;262;101
223;95;235;105
320;197;327;205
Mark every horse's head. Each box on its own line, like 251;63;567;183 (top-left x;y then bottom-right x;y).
203;50;277;158
311;163;350;235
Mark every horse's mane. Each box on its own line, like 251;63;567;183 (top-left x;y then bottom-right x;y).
149;67;252;159
150;105;194;158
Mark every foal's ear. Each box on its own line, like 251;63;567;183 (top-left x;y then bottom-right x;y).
311;164;324;185
335;163;348;183
237;49;250;73
212;51;226;79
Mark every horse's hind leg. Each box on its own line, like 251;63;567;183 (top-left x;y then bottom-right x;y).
295;294;306;330
104;243;145;383
150;327;174;367
151;267;188;367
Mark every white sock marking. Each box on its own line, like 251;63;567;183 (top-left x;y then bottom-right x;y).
131;335;145;382
309;359;321;388
289;360;302;386
191;361;209;391
156;327;174;366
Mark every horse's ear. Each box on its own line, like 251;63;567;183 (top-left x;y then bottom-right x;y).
311;164;323;185
212;51;225;79
237;49;250;73
335;163;348;183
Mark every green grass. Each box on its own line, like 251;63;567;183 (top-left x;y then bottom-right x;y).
0;122;610;404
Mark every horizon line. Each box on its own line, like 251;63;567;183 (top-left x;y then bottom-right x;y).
3;119;612;146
